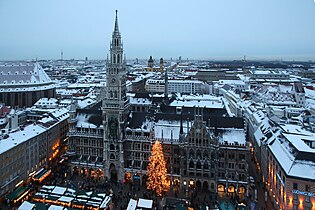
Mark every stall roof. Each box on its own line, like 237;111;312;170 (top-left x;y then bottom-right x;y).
18;201;35;210
137;198;153;209
7;186;30;201
126;199;137;210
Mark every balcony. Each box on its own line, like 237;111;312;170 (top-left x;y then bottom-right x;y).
68;130;103;138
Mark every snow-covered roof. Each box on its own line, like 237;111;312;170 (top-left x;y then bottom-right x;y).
218;80;245;85
50;108;69;121
268;137;315;180
0;107;68;155
48;205;64;210
56;88;78;96
283;133;315;152
169;79;204;84
76;113;101;129
220;129;246;145
0;124;46;154
51;186;67;195
0;63;55;92
279;124;314;137
126;198;137;210
77;97;97;109
154;120;191;142
34;98;58;109
129;97;152;105
304;88;315;99
18;201;35;210
0;63;52;86
170;99;224;109
137;198;153;209
58;196;74;202
68;83;100;89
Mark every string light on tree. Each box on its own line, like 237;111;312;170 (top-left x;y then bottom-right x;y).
146;140;170;196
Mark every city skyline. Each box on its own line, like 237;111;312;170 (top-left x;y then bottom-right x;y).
1;0;315;61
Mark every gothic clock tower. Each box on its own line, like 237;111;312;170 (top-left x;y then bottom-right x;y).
103;10;129;182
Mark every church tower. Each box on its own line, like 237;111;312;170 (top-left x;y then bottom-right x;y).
103;10;129;182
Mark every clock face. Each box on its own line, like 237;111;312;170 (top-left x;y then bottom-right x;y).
111;77;116;84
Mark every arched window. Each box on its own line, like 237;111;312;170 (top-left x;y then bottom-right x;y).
204;161;209;170
203;151;209;160
117;54;120;63
196;149;201;159
189;149;194;159
110;144;115;150
183;151;187;159
113;54;116;63
196;161;201;170
189;161;194;169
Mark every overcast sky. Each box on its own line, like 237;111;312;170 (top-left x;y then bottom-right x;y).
0;0;315;61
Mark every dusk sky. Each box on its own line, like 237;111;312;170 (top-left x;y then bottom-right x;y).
0;0;315;61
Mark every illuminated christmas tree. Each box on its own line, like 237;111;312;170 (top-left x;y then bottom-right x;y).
146;140;170;196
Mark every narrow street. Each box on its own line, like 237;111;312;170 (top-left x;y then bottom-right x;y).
248;154;273;210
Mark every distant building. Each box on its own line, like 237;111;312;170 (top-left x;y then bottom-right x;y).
148;56;154;68
145;56;163;72
249;69;291;84
194;69;238;82
0;63;55;107
145;79;207;94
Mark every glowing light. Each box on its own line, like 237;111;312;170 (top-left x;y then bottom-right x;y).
15;180;24;187
146;140;170;196
29;171;36;177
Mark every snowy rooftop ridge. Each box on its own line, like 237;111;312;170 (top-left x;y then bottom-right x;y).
170;94;224;109
0;124;46;154
154;120;191;142
0;63;53;87
0;108;68;155
269;136;315;180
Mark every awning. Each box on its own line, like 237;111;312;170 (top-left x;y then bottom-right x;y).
33;169;51;183
6;186;30;203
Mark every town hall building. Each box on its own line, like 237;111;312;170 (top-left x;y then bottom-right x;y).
67;11;249;198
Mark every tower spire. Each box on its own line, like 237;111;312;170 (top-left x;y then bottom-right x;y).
114;10;119;33
164;67;169;104
180;111;183;135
